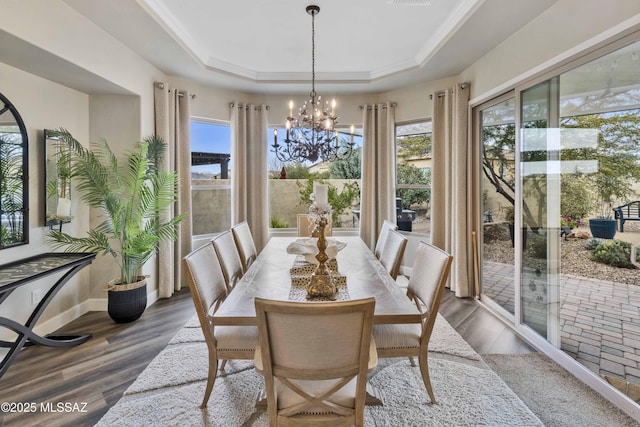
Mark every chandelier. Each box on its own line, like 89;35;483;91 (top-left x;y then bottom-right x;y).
272;5;354;164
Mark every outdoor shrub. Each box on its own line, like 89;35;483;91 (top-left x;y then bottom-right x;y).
528;234;547;259
560;174;597;220
589;239;639;269
270;216;288;229
483;223;510;242
584;237;603;251
297;178;359;227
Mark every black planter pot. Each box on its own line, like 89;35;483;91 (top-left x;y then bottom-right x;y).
589;218;617;239
107;280;147;323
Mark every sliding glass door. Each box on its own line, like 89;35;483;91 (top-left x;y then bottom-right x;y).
478;94;516;316
477;37;640;411
519;80;562;344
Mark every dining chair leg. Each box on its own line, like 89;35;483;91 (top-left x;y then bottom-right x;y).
419;354;437;404
408;356;416;366
220;359;228;370
200;355;219;408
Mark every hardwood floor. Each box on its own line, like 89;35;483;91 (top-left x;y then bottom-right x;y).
0;290;195;427
439;290;536;355
0;288;533;426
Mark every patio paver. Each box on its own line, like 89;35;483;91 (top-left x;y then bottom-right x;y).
483;260;640;390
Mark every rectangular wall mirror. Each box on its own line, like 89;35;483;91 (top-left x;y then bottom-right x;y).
44;129;72;228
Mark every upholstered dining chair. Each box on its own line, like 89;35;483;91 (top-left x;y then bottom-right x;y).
374;219;398;260
297;213;333;237
372;241;453;404
231;221;258;272
378;229;408;280
254;297;376;427
212;230;245;293
183;243;258;408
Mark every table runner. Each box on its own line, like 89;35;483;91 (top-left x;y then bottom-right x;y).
288;256;350;301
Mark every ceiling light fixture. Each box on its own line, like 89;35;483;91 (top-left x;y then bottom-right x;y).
272;5;354;164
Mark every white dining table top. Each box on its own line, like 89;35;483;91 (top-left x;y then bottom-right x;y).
212;236;421;326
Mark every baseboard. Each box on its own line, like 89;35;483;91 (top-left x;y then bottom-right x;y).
32;289;160;336
33;300;95;337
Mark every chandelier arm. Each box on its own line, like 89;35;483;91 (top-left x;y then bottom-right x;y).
275;5;353;164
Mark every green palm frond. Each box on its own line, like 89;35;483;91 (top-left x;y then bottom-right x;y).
48;228;114;256
46;129;184;285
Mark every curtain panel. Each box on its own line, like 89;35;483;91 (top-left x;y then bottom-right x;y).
431;84;474;297
153;82;193;298
230;103;269;252
360;102;396;251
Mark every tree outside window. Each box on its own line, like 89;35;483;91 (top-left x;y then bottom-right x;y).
395;121;432;235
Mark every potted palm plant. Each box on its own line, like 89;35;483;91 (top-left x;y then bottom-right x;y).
46;129;184;323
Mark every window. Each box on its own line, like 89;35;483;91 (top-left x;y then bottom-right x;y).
190;120;231;235
395;121;432;234
268;127;363;230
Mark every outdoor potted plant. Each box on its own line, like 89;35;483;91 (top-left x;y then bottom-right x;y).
589;176;620;240
46;129;184;323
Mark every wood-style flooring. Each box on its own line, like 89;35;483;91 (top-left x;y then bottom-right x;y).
0;288;533;427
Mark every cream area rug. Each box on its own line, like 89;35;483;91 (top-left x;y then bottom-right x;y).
96;314;542;426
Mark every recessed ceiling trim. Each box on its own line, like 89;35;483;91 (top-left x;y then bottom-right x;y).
370;58;421;80
137;0;209;64
60;0;562;95
204;56;258;80
414;0;485;66
255;71;372;83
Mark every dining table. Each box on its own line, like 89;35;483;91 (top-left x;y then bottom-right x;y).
213;235;421;406
213;235;421;326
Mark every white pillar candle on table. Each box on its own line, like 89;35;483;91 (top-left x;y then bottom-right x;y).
313;183;328;206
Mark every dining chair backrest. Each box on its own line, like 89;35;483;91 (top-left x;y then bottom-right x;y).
212;230;244;293
407;241;454;337
374;219;398;259
372;241;453;404
378;229;407;280
231;221;258;272
297;214;332;237
183;242;258;408
183;243;228;324
254;297;376;426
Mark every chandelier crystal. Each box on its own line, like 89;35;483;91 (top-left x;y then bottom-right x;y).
272;5;354;164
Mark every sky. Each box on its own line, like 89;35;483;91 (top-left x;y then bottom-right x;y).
190;121;230;176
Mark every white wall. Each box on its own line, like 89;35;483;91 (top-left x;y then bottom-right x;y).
0;0;166;333
87;95;143;300
170;75;458;127
0;61;90;334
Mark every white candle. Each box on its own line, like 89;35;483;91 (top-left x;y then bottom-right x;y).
314;183;328;206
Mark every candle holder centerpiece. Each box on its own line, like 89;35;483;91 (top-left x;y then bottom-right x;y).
306;184;337;300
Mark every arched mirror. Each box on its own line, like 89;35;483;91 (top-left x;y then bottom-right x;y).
0;91;28;249
44;129;72;228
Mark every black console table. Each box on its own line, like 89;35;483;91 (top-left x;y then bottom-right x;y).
0;252;96;379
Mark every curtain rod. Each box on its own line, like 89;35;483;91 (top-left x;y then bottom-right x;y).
154;82;196;99
229;102;270;111
429;82;469;99
357;102;397;111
